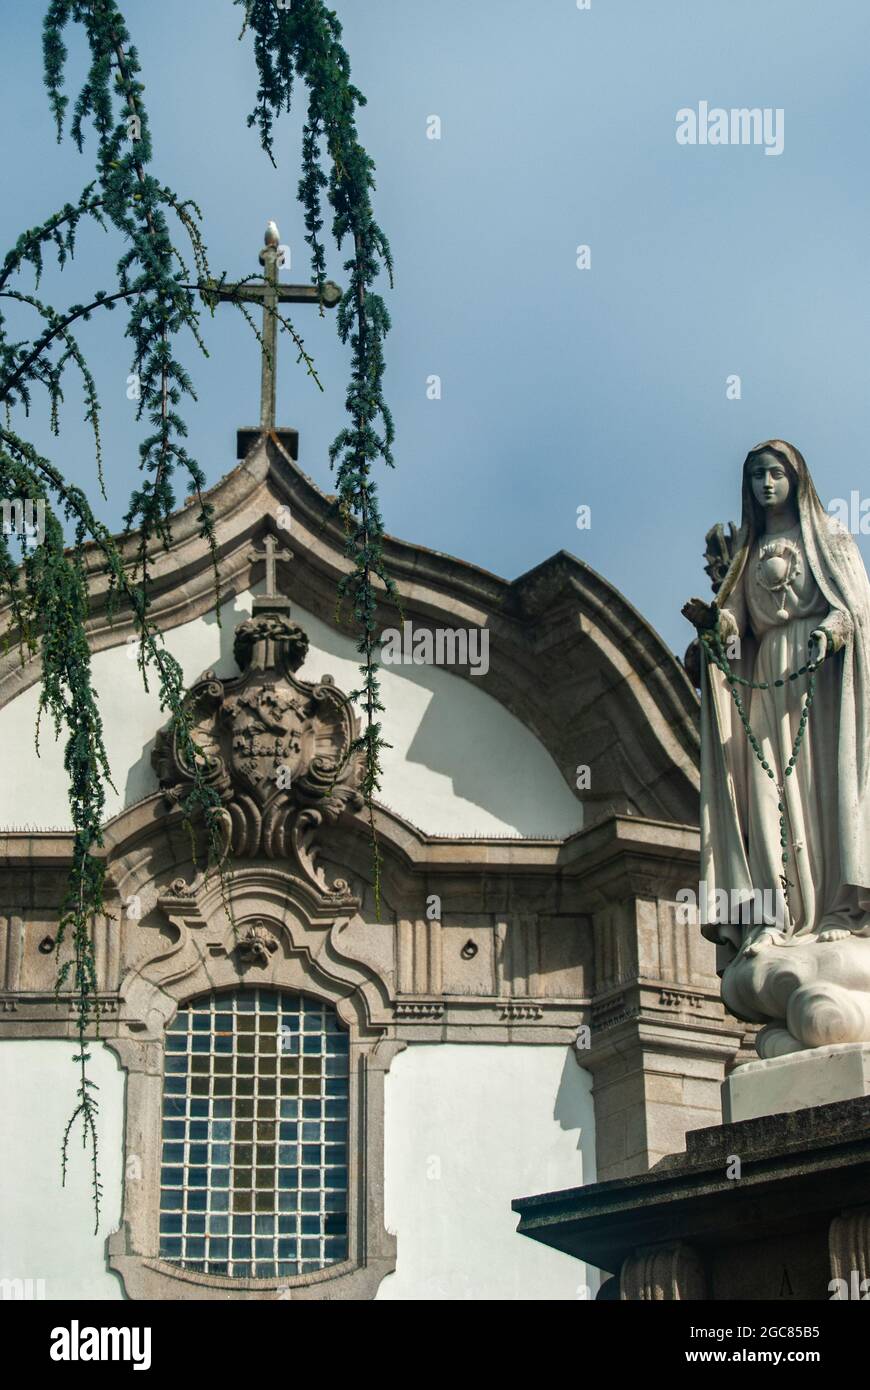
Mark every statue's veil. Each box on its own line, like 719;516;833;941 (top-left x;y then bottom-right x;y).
716;439;870;790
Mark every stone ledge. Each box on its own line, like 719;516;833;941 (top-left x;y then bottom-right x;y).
686;1092;870;1164
512;1095;870;1275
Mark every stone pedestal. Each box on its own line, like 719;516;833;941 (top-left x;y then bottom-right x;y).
723;1043;870;1123
513;1096;870;1300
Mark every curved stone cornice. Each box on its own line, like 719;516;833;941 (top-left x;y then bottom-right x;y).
0;791;698;906
0;431;699;824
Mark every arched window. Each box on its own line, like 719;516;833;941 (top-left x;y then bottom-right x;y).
159;987;349;1279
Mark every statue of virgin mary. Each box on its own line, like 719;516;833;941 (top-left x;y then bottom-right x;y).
684;440;870;1056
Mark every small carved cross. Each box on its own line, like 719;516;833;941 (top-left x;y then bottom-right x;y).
250;533;292;601
202;221;341;429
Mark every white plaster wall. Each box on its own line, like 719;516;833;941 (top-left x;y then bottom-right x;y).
377;1044;596;1301
0;1040;596;1301
0;1041;125;1300
0;591;582;839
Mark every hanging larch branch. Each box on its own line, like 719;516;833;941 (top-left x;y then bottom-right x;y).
0;0;395;1227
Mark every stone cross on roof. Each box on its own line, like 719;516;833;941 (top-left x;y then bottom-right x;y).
249;531;293;614
203;221;341;430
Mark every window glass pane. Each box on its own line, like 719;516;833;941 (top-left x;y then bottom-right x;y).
158;988;350;1278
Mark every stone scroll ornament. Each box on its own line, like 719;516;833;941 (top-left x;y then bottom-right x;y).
152;589;364;901
684;440;870;1057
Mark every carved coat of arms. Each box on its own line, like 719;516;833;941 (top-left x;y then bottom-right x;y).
152;601;364;895
224;683;308;798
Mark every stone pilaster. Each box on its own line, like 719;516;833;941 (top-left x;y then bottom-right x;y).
585;1019;741;1179
583;892;745;1178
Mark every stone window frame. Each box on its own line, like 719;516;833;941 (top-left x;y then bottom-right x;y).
106;866;402;1301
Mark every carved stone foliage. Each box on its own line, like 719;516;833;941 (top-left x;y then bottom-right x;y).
620;1242;708;1300
829;1205;870;1289
152;602;363;903
684;520;739;687
703;521;739;594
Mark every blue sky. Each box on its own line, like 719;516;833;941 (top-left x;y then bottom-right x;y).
2;0;870;657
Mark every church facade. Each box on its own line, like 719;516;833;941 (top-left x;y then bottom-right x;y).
0;429;746;1300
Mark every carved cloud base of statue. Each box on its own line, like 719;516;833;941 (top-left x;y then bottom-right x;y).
722;931;870;1057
